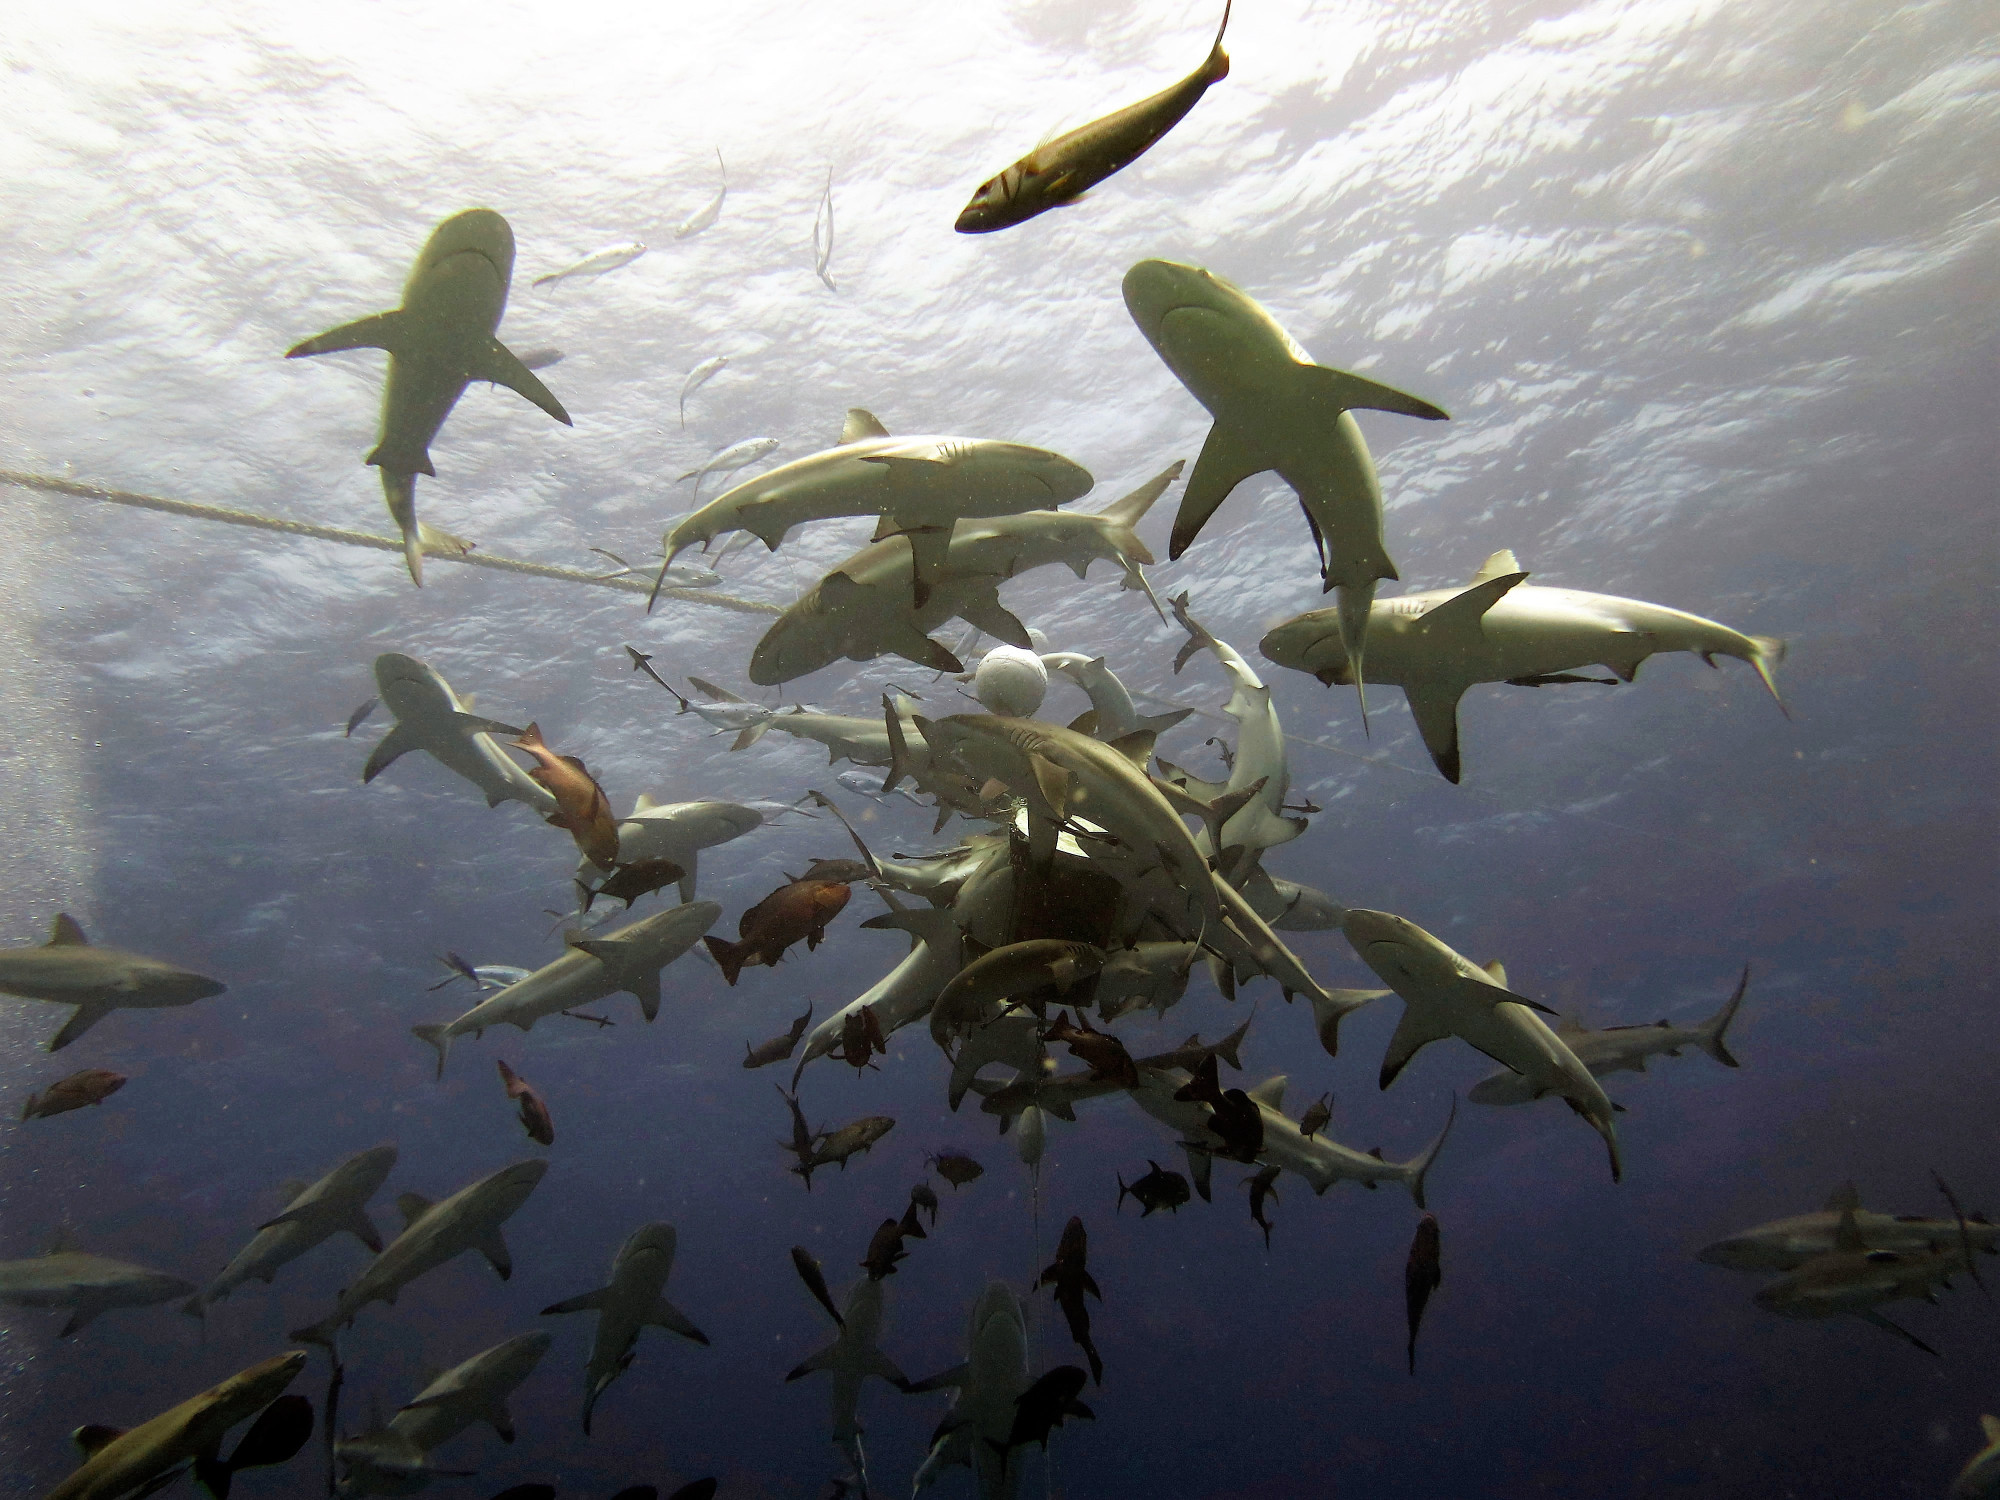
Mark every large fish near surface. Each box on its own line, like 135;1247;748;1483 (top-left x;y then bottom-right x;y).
185;1145;398;1317
0;913;224;1052
289;1158;547;1347
1122;257;1449;724
1259;549;1788;782
286;208;572;585
44;1350;308;1500
746;463;1174;686
909;1283;1032;1499
955;3;1232;233
657;408;1094;613
334;1332;549;1496
412;901;720;1073
362;652;556;816
0;1239;195;1337
509;723;620;869
542;1223;709;1434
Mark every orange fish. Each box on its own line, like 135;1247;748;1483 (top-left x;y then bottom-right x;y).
510;723;620;869
703;878;850;986
496;1059;554;1146
21;1068;127;1120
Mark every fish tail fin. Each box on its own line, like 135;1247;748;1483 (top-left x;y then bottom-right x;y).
1746;635;1789;718
883;696;918;793
376;470;423;587
704;935;749;986
1401;1095;1458;1210
1336;579;1377;734
1099;460;1183;567
1701;964;1750;1068
411;1024;451;1080
1208;0;1232;80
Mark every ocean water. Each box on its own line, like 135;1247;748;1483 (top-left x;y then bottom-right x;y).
1;0;1995;1496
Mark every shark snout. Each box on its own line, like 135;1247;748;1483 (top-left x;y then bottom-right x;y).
1340;909;1410;947
418;208;516;276
1120;258;1214;338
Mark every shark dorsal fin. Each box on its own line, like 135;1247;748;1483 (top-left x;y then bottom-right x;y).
1833;1203;1866;1253
1106;730;1156;768
461;692;477;712
1067;709;1099;736
46;1226;79;1255
1824;1181;1861;1214
47;914;90;947
71;1424;126;1458
395;1193;432;1230
1246;1075;1287;1111
1470;549;1523;585
633;792;661;812
1479;960;1508;987
840;408;890;444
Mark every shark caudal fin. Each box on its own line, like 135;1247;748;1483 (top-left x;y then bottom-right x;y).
1335;579;1377;734
1700;964;1750;1068
1206;0;1233;82
1097;460;1184;568
1307;988;1384;1058
378;470;424;587
1746;635;1789;718
411;1024;451;1079
1400;1095;1458;1210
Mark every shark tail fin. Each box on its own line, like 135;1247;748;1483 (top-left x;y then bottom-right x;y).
1745;635;1789;718
1701;965;1749;1068
1207;0;1232;80
1335;579;1378;735
411;1024;451;1080
703;935;750;987
1400;1095;1458;1211
882;696;919;794
1097;460;1184;566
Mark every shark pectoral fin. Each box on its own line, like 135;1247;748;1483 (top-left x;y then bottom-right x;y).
901;1360;968;1395
254;1205;320;1233
485;1400;517;1443
956;589;1033;650
286;310;407;359
394;1192;432;1229
473;339;573;425
1380;1004;1454;1090
785;1340;840;1380
1172;422;1264;560
901;524;954;608
1419;573;1527;643
60;1297;107;1337
865;1348;908;1385
1105;730;1157;769
731;722;770;751
48;1004;110;1052
1402;681;1470;785
450;711;527;739
1067;709;1099;736
540;1286;613;1316
1183;1144;1214;1202
476;1229;513;1280
362;724;419;783
1026;753;1071;819
1465;980;1558;1016
1306;363;1450;422
649;1297;710;1345
625;971;664;1023
885;622;965;673
341;1204;384;1254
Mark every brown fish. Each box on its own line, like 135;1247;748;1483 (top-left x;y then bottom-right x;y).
1297;1091;1332;1140
511;723;620;869
1406;1212;1441;1374
1043;1011;1139;1089
926;1150;984;1189
896;1196;928;1242
21;1068;127;1120
1243;1163;1281;1250
861;1218;909;1280
1117;1160;1190;1216
798;857;874;885
909;1181;940;1228
833;1004;887;1074
1036;1215;1103;1384
496;1059;554;1145
704;878;851;985
1173;1054;1263;1162
743;1004;815;1068
580;857;686;912
790;1244;844;1327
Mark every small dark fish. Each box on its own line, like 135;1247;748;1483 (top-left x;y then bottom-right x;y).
1000;1365;1093;1452
582;856;687;912
1044;1010;1139;1088
343;698;378;737
427;950;483;991
667;1483;718;1500
21;1068;126;1120
909;1180;940;1228
1243;1164;1281;1250
1298;1092;1332;1140
497;1060;554;1146
833;1004;887;1073
1117;1160;1190;1216
791;1245;845;1327
1173;1055;1263;1162
926;1151;984;1189
1037;1216;1103;1384
192;1392;315;1499
744;1005;815;1069
1405;1212;1441;1374
861;1218;909;1280
896;1197;928;1242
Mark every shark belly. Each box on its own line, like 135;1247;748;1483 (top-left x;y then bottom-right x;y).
451;951;609;1035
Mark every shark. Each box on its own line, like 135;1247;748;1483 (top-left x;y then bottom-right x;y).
1039;651;1191;743
362;653;557;816
793;908;964;1079
0;913;226;1052
45;1350;308;1500
1954;1416;2000;1500
1699;1182;2000;1272
910;1282;1034;1500
745;465;1173;685
596;797;764;901
1751;1200;1974;1355
289;1158;547;1347
1121;256;1449;721
542;1223;709;1434
785;1275;909;1478
286;208;571;585
334;1332;551;1496
185;1145;398;1317
655;408;1094;611
412;902;721;1074
1469;966;1749;1107
1258;550;1789;781
0;1236;196;1336
1343;909;1622;1182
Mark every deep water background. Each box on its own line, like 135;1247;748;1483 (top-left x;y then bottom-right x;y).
1;0;1995;1496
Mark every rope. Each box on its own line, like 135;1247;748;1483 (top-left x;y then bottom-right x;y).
0;469;784;617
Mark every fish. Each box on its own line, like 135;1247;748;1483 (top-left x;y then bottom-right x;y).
1243;1164;1281;1250
908;1283;1031;1497
1037;1216;1103;1383
289;1158;548;1346
744;1005;815;1068
599;794;765;901
532;240;646;289
861;1218;910;1281
935;940;1108;1034
678;354;729;428
185;1145;397;1318
811;168;837;290
412;902;720;1072
1258;550;1788;781
580;856;689;913
1043;1010;1139;1088
1344;908;1622;1182
999;1364;1093;1453
286;209;571;585
784;907;963;1086
833;1004;889;1074
1699;1181;2000;1273
542;1223;709;1434
1117;1160;1191;1216
837;767;924;804
496;1060;554;1145
1750;1200;1972;1355
791;1245;846;1328
1405;1212;1441;1374
910;1182;940;1228
1297;1091;1332;1139
333;1332;549;1495
517;346;564;370
1470;966;1750;1106
786;1276;909;1453
955;1;1231;232
44;1351;308;1500
1173;1054;1264;1163
21;1068;126;1120
927;1151;984;1189
343;698;378;736
673;149;727;239
1040;650;1191;743
427;951;484;991
795;1116;896;1185
0;1236;196;1337
362;652;556;815
1122;257;1449;723
678;435;779;507
1954;1416;2000;1500
191;1393;314;1500
778;1085;818;1181
510;723;621;869
0;913;225;1052
704;877;852;985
